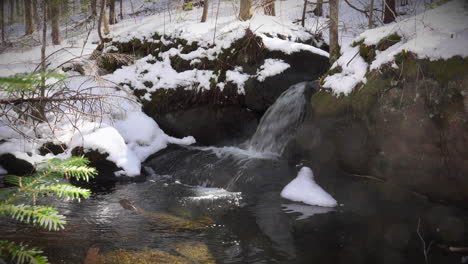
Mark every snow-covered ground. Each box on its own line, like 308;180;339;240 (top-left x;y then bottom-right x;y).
0;0;446;176
323;0;468;95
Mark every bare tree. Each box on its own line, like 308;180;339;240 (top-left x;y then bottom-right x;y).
50;0;60;45
383;0;396;24
1;0;4;43
90;0;97;17
239;0;251;21
368;0;374;28
329;0;339;63
9;0;14;24
301;0;307;27
109;0;116;24
98;0;109;43
33;0;40;30
314;0;323;16
119;0;123;20
201;0;209;22
24;0;34;35
263;0;275;16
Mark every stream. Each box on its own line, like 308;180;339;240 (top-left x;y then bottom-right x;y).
1;82;467;264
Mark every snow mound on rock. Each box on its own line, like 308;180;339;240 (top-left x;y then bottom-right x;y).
281;167;337;207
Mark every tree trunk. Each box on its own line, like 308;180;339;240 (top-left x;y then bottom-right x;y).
239;0;251;21
38;0;47;122
16;0;22;24
368;0;374;28
383;0;396;24
90;0;97;17
24;0;34;35
108;0;115;24
314;0;323;17
329;0;339;63
201;0;208;22
119;0;122;20
33;0;40;29
263;0;275;16
98;0;108;43
1;0;4;43
50;0;60;44
301;0;307;27
9;0;14;24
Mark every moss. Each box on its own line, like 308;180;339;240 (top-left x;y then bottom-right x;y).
319;65;343;86
376;33;401;51
170;242;216;264
313;71;389;116
143;81;153;88
359;43;376;64
97;249;189;264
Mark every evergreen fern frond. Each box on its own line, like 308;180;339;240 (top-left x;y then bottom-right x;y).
4;176;36;188
31;184;91;200
46;157;97;182
0;240;49;264
0;204;66;231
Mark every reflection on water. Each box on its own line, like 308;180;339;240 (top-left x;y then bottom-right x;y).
1;148;468;264
282;203;335;221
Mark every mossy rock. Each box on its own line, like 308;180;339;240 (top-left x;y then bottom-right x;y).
303;55;468;206
97;249;189;264
39;142;67;155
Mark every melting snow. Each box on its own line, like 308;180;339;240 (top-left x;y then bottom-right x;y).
281;167;337;207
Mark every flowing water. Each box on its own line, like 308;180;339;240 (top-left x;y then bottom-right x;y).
1;82;468;264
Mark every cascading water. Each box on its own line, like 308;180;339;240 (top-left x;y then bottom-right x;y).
246;82;308;156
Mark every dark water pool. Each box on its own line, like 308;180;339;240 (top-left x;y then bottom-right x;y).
1;146;467;264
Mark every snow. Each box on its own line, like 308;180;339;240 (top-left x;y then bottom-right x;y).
323;0;468;95
0;166;6;174
114;111;195;162
281;167;337;207
282;203;334;220
256;59;290;82
322;46;368;95
225;67;250;94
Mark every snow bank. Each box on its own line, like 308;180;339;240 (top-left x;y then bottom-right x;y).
256;59;291;82
281;167;337;207
114;111;195;162
323;0;468;95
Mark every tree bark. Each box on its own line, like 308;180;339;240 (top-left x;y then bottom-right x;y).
1;0;4;43
108;0;115;24
314;0;323;17
119;0;122;20
16;0;22;23
263;0;275;16
24;0;34;35
239;0;251;21
90;0;97;17
301;0;307;27
201;0;208;22
38;0;47;122
9;0;14;24
329;0;339;63
50;0;60;45
33;0;40;29
98;0;108;43
383;0;396;24
368;0;374;28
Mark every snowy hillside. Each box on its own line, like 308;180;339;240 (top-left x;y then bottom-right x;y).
323;0;468;95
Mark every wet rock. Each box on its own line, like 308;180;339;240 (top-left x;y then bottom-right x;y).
294;56;468;207
0;153;35;176
71;147;120;177
39;142;67;155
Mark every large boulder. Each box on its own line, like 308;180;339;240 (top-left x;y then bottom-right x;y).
293;55;468;207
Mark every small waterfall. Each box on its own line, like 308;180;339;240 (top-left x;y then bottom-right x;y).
247;82;308;156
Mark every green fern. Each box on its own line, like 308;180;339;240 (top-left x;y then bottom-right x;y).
0;241;48;264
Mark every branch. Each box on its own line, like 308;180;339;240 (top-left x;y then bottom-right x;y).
0;95;104;105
